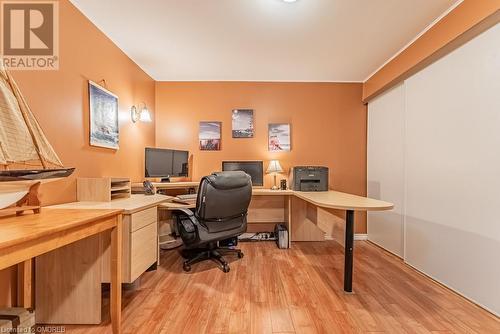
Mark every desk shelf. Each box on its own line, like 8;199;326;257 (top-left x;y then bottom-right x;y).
111;185;131;192
78;177;131;202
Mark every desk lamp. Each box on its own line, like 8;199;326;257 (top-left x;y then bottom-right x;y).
266;160;284;190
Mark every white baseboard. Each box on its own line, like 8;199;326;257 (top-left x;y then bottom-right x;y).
404;261;500;318
324;234;368;241
240;233;368;242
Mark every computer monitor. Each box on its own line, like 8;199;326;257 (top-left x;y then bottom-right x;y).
145;148;189;181
222;161;263;186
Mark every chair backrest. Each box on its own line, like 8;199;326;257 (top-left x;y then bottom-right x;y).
195;171;252;233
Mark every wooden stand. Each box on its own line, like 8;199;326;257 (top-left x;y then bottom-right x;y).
0;182;41;216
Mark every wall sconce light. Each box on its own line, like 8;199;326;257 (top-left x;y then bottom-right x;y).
131;102;152;123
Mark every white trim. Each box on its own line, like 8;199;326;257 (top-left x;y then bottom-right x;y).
404;261;500;318
155;79;363;83
363;0;464;83
371;238;499;317
402;81;408;261
367;239;404;259
354;234;368;241
324;234;368;241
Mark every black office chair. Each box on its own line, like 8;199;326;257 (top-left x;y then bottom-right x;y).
172;171;252;273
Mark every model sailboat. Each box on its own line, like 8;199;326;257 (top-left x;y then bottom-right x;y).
0;63;74;214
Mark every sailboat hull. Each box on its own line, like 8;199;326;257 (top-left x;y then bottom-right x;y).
0;168;75;181
0;187;29;209
0;169;75;209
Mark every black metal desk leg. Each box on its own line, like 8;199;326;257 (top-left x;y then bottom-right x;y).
344;210;355;292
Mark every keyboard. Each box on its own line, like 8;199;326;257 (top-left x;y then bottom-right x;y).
177;194;197;200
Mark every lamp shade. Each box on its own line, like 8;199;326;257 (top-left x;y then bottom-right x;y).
139;106;152;122
266;160;283;174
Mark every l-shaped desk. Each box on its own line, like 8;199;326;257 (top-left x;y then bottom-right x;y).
285;190;393;292
151;182;393;293
37;183;392;329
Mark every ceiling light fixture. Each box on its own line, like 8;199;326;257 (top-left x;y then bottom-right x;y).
282;0;298;2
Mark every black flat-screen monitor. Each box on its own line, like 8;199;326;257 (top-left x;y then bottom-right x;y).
145;148;189;180
222;161;263;186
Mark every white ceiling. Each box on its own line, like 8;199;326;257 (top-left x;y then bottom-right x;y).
70;0;460;82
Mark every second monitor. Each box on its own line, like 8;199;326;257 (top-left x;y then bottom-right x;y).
222;161;263;186
145;147;189;182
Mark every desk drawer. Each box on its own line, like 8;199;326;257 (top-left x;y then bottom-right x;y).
130;222;157;282
130;207;157;232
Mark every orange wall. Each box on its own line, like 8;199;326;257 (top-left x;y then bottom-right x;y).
10;1;156;206
363;0;500;102
0;0;155;306
155;82;367;232
1;2;370;307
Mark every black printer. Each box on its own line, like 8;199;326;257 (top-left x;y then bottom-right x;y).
289;166;329;191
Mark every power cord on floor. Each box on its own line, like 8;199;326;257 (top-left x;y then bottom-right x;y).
238;232;277;242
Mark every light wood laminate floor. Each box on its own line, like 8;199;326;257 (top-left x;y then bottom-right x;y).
63;241;500;333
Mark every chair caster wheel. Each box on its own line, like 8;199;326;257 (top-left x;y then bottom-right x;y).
183;262;191;272
237;252;244;259
222;264;230;273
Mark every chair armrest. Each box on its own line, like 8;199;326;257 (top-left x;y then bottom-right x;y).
172;207;194;217
172;208;198;243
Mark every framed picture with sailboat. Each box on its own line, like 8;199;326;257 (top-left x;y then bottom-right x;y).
89;81;119;149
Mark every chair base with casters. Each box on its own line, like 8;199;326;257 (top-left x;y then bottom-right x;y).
180;242;244;273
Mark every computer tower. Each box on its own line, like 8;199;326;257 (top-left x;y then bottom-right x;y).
274;224;289;249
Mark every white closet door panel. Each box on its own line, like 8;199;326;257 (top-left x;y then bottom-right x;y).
367;83;405;257
404;23;500;315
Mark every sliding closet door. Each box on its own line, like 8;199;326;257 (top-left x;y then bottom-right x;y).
367;83;405;257
404;23;500;315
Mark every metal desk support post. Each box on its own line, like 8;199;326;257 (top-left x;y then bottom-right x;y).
344;209;355;293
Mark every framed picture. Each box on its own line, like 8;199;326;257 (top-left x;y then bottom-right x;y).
199;121;221;151
268;123;291;151
89;81;119;149
232;109;254;138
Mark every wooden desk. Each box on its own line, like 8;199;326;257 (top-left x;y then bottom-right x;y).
162;188;393;293
35;194;171;328
48;194;172;284
255;190;392;292
292;191;392;292
293;191;393;211
132;181;199;193
49;194;171;214
160;201;195;210
0;209;123;334
130;183;393;293
252;188;294;195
